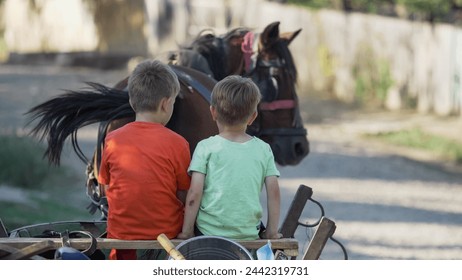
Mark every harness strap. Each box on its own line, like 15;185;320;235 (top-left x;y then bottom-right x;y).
260;100;296;111
241;32;255;73
240;31;262;76
170;66;212;104
258;127;307;137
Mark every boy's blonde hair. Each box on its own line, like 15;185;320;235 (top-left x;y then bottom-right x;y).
128;59;180;112
211;75;261;126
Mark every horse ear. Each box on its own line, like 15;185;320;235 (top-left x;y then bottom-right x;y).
281;29;302;45
261;21;280;46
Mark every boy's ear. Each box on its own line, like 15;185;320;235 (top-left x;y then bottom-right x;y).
209;106;218;121
129;98;134;110
159;96;172;112
247;111;258;126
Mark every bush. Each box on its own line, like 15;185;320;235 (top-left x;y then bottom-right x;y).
0;134;65;189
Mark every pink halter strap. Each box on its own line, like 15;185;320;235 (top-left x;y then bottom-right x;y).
241;32;255;73
259;100;296;111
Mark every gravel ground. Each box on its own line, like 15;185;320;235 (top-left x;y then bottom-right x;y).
1;64;461;260
278;112;462;260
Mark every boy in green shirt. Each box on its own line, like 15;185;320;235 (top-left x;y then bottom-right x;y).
178;75;282;240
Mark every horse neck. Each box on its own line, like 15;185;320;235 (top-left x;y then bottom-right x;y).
194;39;245;80
226;45;245;77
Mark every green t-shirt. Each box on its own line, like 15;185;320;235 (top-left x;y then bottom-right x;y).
188;135;280;240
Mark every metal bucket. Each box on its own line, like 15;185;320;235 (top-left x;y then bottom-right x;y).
172;236;253;260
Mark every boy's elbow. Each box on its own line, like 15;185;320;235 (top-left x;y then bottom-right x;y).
187;187;203;200
176;190;188;204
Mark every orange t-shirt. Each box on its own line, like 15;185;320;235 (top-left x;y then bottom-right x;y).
98;121;191;240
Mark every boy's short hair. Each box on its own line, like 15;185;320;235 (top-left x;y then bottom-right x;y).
211;75;262;126
128;59;180;112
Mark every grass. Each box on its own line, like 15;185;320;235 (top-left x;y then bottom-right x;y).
1;194;90;232
0;134;69;189
0;134;94;233
365;127;462;164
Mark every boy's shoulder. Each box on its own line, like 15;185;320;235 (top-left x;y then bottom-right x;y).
106;122;187;144
198;135;218;143
162;127;188;143
195;135;220;151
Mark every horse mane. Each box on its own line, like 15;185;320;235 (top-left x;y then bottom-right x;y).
187;33;227;80
220;27;250;40
186;27;250;80
25;83;134;165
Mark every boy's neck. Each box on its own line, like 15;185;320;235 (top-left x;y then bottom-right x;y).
135;111;167;125
218;123;252;143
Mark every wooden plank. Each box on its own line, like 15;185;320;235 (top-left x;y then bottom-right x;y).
302;217;336;260
1;237;299;257
0;240;53;260
0;244;15;258
0;244;45;260
279;184;313;238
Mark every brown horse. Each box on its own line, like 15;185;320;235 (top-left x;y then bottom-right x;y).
166;21;309;166
26;22;309;217
26;65;218;216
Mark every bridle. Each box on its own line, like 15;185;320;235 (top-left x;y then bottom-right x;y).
239;32;307;138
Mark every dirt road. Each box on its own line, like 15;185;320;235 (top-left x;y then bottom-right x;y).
278;107;462;259
1;65;461;260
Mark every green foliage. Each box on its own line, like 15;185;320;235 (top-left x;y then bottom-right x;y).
353;45;393;106
0;135;68;189
287;0;461;23
288;0;334;9
367;127;462;163
396;0;451;14
348;0;385;13
396;0;453;21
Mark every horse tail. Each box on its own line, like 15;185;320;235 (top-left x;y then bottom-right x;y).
25;82;134;165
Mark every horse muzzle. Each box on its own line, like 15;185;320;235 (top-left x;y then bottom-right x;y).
259;127;310;166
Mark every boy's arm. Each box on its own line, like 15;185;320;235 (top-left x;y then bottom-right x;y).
102;184;108;197
176;190;187;205
177;171;205;239
261;175;283;239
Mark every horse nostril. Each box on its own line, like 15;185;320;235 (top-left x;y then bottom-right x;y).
294;142;306;157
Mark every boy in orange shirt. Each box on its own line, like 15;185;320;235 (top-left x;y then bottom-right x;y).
98;60;191;260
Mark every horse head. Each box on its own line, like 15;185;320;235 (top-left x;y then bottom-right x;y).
244;22;309;166
166;22;309;166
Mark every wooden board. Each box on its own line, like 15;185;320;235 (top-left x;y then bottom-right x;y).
0;240;52;260
302;217;336;260
1;237;300;258
279;184;313;238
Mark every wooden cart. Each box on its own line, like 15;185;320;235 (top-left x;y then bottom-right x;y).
0;185;344;260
